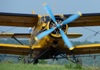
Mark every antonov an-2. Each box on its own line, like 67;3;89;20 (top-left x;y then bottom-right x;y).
0;4;100;64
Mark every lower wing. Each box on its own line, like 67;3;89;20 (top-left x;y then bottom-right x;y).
60;44;100;55
0;33;30;38
0;43;100;55
74;44;100;54
0;33;82;38
0;43;30;55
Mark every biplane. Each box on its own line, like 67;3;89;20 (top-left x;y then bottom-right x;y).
0;4;100;64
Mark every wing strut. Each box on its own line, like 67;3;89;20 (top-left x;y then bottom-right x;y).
12;36;24;45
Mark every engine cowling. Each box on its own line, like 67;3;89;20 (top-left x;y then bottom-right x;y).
47;16;68;38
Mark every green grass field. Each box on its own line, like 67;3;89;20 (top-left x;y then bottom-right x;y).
0;62;100;70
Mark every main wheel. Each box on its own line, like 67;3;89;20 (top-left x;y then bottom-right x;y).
33;59;38;64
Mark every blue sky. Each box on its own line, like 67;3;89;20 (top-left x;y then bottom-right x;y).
0;0;100;42
0;0;100;14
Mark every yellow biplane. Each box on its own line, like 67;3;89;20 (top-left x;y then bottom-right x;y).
0;4;100;64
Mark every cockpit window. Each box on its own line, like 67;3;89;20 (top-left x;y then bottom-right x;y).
41;16;50;23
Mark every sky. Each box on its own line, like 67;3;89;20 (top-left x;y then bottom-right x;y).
0;0;100;42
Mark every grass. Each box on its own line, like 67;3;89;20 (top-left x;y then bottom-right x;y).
0;62;100;70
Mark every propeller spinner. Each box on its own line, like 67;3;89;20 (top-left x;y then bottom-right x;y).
35;4;82;50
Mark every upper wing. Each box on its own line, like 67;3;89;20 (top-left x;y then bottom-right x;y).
64;13;100;27
0;12;40;27
1;12;99;27
0;43;30;55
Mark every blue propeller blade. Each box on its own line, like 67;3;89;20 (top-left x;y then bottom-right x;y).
62;12;82;26
44;4;57;23
35;28;56;41
35;4;81;51
59;29;74;50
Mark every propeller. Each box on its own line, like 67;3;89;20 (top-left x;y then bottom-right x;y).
35;27;56;41
44;4;57;24
35;4;82;50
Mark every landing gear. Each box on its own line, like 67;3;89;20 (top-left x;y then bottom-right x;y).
33;59;38;64
30;46;82;65
53;48;82;65
30;49;50;64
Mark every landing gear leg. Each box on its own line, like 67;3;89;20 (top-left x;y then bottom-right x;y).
71;51;82;65
30;49;50;64
33;59;38;64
